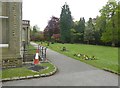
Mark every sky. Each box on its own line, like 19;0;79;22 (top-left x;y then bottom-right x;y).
23;0;108;31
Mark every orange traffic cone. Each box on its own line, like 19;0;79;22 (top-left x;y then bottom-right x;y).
34;49;40;65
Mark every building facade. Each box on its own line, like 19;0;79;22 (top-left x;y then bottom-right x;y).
22;20;30;45
0;1;30;68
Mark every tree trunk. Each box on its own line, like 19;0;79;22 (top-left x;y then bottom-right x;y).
87;40;89;44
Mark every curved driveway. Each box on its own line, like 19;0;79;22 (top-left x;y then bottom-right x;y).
2;42;118;86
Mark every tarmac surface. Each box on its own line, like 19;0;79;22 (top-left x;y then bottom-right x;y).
2;42;118;86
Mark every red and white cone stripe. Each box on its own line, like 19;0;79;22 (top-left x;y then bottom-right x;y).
34;49;40;65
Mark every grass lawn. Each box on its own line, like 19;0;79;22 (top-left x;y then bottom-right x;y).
26;44;37;54
2;62;55;79
36;42;119;74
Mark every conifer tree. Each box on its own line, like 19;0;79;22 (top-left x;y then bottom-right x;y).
60;2;73;43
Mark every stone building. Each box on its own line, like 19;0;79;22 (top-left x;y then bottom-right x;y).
0;1;30;68
22;20;30;45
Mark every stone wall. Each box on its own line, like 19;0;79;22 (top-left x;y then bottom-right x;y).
1;2;9;44
1;2;31;68
0;2;2;44
1;2;23;68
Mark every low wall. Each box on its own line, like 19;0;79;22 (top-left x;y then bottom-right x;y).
2;55;22;68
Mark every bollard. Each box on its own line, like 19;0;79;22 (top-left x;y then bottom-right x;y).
38;45;48;62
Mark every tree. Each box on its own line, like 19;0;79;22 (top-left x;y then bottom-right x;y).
30;25;44;41
71;28;81;43
77;17;85;42
43;16;60;41
60;2;73;43
33;25;40;33
51;34;60;43
72;21;80;42
95;16;106;44
84;18;95;44
100;0;118;46
118;1;120;45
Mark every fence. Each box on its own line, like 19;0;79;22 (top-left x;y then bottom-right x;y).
23;45;47;63
38;45;47;62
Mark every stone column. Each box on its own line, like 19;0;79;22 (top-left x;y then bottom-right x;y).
8;2;22;55
0;2;2;44
2;2;7;44
25;27;28;44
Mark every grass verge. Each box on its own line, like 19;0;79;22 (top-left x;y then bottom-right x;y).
26;44;37;54
2;62;55;79
1;44;56;79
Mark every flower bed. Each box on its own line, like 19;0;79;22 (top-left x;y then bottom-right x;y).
73;53;97;60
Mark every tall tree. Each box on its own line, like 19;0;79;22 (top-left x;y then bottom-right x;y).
100;0;118;46
118;1;120;45
77;17;85;42
60;2;73;43
84;18;95;44
95;16;106;44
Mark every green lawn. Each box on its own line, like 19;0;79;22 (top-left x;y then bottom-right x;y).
2;62;55;79
1;43;56;79
36;42;119;74
26;44;37;54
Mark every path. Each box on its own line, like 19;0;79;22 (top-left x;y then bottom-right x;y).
2;42;118;86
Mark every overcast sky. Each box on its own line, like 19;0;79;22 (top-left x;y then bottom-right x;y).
23;0;108;30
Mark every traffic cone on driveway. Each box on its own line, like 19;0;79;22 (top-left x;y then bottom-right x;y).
34;49;40;65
